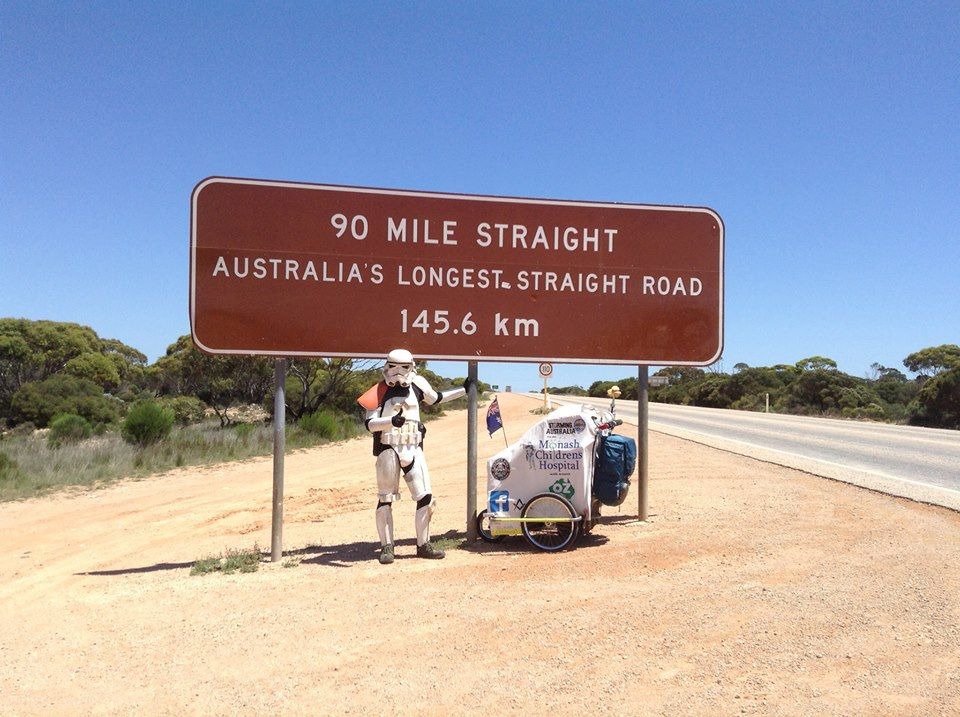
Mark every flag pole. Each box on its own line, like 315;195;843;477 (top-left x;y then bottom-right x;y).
490;394;508;447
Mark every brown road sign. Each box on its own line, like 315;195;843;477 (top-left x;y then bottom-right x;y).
190;177;723;365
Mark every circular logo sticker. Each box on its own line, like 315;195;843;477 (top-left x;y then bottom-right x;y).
573;417;586;433
491;458;511;481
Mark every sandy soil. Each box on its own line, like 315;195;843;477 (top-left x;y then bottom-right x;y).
1;394;959;716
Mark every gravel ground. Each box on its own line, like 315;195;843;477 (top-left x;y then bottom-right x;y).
1;393;958;716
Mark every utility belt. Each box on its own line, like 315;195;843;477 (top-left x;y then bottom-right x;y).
382;421;422;447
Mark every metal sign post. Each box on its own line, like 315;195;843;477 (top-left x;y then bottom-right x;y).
466;361;479;540
637;365;649;521
539;363;553;409
271;358;287;562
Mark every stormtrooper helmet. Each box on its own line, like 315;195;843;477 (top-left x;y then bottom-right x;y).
383;348;415;387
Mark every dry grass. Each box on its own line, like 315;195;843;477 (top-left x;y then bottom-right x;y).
0;418;360;502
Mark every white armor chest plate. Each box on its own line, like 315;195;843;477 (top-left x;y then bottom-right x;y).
382;392;422;447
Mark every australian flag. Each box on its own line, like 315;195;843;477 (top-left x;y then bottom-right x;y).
486;396;503;437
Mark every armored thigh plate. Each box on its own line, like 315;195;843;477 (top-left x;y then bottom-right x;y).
375;450;402;502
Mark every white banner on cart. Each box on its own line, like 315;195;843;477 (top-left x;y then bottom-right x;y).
486;404;601;519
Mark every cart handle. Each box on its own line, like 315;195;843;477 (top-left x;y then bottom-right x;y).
489;516;584;523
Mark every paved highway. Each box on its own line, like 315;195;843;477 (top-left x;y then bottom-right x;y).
525;393;960;510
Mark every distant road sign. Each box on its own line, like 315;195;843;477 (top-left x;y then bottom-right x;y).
538;363;554;378
191;177;723;364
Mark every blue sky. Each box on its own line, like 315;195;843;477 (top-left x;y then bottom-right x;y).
2;1;958;392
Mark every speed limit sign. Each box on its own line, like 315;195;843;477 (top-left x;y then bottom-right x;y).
538;363;553;378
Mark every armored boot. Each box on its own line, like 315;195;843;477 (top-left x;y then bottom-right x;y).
376;501;395;564
416;542;445;559
414;493;441;559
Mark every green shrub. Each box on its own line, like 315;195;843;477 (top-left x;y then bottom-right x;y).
841;403;886;421
8;422;36;437
908;365;960;429
0;451;23;484
63;352;121;388
191;545;261;575
159;396;207;425
336;413;360;438
234;422;254;444
48;413;93;447
9;375;120;428
552;385;588;396
121;400;174;446
299;409;339;438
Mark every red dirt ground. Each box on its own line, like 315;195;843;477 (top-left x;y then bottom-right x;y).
2;394;958;715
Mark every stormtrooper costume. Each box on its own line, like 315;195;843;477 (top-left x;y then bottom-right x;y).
358;349;467;564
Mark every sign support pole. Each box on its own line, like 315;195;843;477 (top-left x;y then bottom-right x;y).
638;365;649;522
271;358;287;562
466;361;479;540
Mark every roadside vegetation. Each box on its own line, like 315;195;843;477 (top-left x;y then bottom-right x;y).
0;418;360;502
191;544;263;575
584;348;960;429
2;318;953;501
0;318;479;502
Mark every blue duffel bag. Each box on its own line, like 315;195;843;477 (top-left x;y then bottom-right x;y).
593;434;637;506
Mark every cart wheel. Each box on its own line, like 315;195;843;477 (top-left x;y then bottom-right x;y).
521;493;579;552
476;509;504;543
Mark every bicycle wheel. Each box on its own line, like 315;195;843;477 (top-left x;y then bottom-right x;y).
476;509;505;543
521;493;579;552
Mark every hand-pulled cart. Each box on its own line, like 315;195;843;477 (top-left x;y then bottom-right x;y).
476;403;635;551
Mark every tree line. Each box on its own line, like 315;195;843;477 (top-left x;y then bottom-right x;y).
581;348;960;429
2;318;957;434
0;318;476;436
